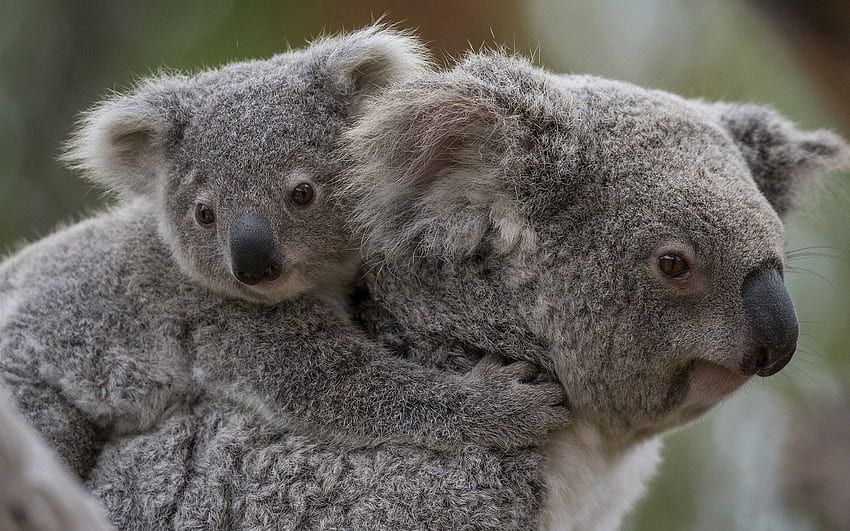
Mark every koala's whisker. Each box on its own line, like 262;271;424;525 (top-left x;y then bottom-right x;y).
793;351;826;366
786;252;850;264
782;365;817;386
784;266;835;288
795;341;822;353
787;248;850;257
787;245;850;255
743;377;769;393
794;358;828;379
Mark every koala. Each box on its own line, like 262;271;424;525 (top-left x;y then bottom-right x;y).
340;52;850;528
0;26;568;490
58;49;848;530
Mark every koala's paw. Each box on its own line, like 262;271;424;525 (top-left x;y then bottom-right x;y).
465;354;570;449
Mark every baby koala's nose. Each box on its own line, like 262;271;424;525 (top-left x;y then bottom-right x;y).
229;213;282;285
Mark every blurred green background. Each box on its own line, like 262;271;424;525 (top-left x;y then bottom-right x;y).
1;1;848;529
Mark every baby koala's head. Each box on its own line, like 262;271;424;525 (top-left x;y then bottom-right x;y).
64;27;427;304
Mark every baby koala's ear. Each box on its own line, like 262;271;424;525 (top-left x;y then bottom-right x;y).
707;102;850;218
318;25;431;114
62;76;191;198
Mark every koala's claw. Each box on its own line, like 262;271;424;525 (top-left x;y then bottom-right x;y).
470;354;539;382
536;382;569;407
469;353;505;377
504;360;540;383
464;354;571;448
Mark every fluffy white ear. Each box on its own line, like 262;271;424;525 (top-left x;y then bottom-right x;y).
62;76;191;198
314;25;431;115
706;103;850;218
342;72;533;263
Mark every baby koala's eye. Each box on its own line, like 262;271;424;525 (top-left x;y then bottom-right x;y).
195;203;216;226
291;183;314;206
658;254;689;278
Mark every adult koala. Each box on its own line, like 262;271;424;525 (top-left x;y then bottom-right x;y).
0;29;569;528
338;52;849;528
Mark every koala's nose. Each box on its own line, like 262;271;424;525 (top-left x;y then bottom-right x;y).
229;213;282;285
740;267;798;377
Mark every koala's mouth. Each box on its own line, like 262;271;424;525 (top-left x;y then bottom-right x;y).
688;360;750;396
670;360;751;424
234;269;299;303
246;275;286;292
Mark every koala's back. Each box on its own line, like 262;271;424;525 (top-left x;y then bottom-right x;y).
0;200;196;439
88;394;546;530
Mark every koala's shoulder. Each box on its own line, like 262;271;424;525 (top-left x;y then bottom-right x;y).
0;200;172;310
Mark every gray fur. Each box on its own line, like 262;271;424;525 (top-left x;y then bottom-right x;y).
0;29;569;528
338;52;850;527
704;102;849;217
86;51;848;529
3;34;848;529
343;54;850;436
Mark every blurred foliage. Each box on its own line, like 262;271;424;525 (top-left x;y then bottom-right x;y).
1;1;847;529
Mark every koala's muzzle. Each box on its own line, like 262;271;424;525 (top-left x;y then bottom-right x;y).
229;213;282;285
741;267;798;377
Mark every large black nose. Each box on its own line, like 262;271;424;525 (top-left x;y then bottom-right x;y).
741;267;799;377
229;213;282;285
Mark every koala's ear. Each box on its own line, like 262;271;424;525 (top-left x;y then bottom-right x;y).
316;25;430;115
342;76;533;262
62;76;191;198
708;103;850;218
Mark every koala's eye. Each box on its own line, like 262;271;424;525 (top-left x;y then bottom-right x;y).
195;203;216;226
658;254;689;278
291;183;314;206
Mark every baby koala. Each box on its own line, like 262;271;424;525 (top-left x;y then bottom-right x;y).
0;27;567;477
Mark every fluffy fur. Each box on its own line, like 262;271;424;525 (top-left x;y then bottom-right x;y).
340;52;849;528
0;29;568;529
2;33;848;529
86;51;846;529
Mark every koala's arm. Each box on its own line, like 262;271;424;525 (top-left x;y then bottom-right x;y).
0;209;193;476
0;271;104;476
194;299;569;450
0;310;190;479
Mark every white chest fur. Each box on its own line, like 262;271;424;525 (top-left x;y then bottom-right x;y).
541;424;662;530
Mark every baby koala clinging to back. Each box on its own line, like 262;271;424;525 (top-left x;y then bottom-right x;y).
0;27;568;479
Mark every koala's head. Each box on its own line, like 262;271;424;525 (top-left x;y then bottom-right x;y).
344;53;850;438
63;26;427;304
